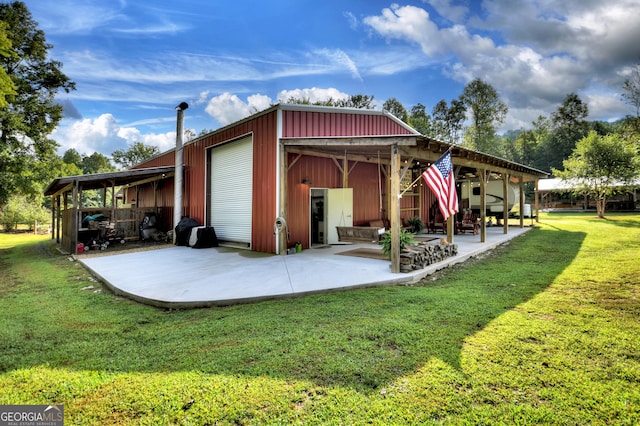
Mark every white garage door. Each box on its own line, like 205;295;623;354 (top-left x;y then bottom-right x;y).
210;136;253;245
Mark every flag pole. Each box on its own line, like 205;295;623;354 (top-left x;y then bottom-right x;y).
399;174;424;196
399;147;455;197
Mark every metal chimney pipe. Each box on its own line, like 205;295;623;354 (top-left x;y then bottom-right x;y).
173;102;188;244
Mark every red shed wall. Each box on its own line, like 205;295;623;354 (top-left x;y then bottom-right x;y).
136;107;423;252
281;109;415;137
135;110;279;253
283;110;417;248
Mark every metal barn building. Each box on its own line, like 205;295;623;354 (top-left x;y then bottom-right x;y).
46;103;547;272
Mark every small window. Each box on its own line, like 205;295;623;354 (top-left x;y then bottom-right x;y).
472;187;481;196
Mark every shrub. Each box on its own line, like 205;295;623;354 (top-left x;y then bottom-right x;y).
381;229;416;258
405;216;424;233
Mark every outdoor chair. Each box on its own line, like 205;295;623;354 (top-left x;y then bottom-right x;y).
457;213;479;235
431;213;446;233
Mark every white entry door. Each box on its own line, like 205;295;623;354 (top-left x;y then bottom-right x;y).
326;188;353;244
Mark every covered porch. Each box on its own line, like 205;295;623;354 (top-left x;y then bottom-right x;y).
280;135;547;272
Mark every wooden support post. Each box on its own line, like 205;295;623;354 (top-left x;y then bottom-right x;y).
72;181;79;254
390;143;400;273
535;179;540;223
55;195;61;243
503;174;510;234
50;195;55;240
110;179;116;227
278;144;288;255
342;153;348;189
478;169;488;243
519;177;525;228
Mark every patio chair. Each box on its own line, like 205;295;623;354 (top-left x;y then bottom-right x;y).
431;213;446;233
457;213;479;235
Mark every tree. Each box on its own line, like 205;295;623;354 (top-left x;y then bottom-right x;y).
382;97;409;122
431;99;466;143
62;148;83;170
408;103;431;135
555;131;640;218
0;22;17;108
82;152;115;174
112;141;160;169
336;94;375;109
0;194;49;231
459;78;508;154
542;93;590;172
286;94;376;110
0;1;75;209
622;62;640;117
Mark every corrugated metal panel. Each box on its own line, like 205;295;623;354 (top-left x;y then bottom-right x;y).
133;107;417;253
134;110;279;253
281;110;415;138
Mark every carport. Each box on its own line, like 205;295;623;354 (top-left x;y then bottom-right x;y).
44;166;175;254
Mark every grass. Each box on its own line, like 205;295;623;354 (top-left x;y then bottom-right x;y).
0;213;638;424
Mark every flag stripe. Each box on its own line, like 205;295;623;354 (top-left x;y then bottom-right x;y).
421;151;459;220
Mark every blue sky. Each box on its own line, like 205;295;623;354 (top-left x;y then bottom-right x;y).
23;0;640;158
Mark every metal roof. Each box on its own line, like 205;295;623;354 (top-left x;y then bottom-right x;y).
44;166;175;197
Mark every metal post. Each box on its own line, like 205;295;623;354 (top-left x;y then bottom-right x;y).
173;102;188;244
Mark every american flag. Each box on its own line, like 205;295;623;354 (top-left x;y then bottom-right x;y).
422;151;459;220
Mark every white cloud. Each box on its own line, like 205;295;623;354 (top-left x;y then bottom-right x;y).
52;114;175;157
364;1;640;123
312;49;362;81
203;88;354;126
204;93;273;126
277;87;349;104
344;11;358;30
424;0;468;23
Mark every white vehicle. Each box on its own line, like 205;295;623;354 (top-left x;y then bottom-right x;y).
460;179;519;219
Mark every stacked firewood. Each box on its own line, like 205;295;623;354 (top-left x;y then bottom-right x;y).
399;242;458;272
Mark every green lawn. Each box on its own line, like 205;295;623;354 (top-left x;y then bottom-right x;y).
0;213;638;425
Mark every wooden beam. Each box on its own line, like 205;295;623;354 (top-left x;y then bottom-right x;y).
49;182;74;198
287;153;302;171
478;169;488;243
279;144;288;255
519;177;525;228
535;179;540;223
126;171;174;188
342;154;348;188
281;135;417;146
390;143;401;273
503;173;510;235
286;146;391;166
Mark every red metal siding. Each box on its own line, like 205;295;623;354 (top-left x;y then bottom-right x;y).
286;155;342;247
286;155;395;248
134;107;419;253
135;110;279;253
281;110;415;137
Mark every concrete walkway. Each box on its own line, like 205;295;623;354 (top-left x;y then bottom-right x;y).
80;226;532;308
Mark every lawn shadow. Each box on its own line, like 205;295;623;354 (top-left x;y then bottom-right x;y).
2;227;585;393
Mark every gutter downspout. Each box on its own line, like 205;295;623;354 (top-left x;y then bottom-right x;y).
173;102;188;244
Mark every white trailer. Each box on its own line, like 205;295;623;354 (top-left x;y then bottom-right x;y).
459;179;519;219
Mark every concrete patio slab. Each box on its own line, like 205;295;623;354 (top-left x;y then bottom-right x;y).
80;226;533;308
